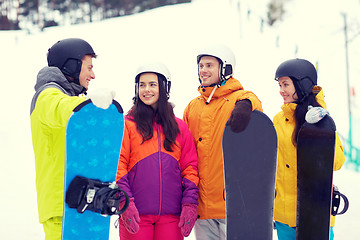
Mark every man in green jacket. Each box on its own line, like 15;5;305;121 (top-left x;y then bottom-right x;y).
30;38;115;240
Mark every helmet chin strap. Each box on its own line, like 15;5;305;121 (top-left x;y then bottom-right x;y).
73;77;81;86
218;63;226;85
64;75;86;95
65;75;81;86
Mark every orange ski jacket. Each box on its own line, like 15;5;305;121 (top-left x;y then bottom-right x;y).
183;77;263;219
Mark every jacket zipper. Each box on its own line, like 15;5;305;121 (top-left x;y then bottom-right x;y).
157;125;162;215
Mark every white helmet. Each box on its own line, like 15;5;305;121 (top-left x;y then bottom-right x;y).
197;44;236;84
134;62;171;99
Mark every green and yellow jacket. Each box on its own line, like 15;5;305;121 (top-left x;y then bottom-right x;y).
30;66;85;223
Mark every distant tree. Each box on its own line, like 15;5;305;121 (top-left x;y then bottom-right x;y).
2;1;14;30
0;0;20;30
267;0;284;26
2;0;191;32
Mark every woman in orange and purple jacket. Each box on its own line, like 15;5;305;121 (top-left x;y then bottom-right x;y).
116;62;199;240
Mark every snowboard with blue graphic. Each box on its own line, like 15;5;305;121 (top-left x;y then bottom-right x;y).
62;99;124;240
222;110;278;240
296;115;336;240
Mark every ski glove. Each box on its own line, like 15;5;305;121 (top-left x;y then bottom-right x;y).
120;198;140;234
178;203;198;237
86;88;116;109
305;105;329;124
227;99;252;133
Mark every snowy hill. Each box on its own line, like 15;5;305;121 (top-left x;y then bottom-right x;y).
1;0;359;239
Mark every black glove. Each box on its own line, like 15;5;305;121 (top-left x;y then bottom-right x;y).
227;99;252;133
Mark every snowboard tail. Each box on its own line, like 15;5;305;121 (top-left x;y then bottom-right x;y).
223;110;278;240
296;115;336;240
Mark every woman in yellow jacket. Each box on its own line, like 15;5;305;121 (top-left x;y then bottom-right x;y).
273;58;345;240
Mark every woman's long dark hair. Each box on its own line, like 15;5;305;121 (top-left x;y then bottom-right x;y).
128;73;180;152
292;88;321;145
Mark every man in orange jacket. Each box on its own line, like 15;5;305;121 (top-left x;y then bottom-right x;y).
183;43;263;239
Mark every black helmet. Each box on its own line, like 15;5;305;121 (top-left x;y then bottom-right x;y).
275;58;317;100
47;38;96;83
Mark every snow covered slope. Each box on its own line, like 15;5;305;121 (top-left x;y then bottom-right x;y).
0;0;359;239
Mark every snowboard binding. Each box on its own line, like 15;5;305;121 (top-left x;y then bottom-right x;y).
66;175;129;216
331;185;349;216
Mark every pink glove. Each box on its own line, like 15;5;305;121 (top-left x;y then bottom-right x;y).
178;203;198;237
120;198;140;234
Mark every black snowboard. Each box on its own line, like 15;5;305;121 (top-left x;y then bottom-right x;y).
223;110;278;240
296;115;336;240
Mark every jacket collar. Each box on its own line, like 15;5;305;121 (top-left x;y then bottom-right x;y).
197;77;244;103
35;66;85;96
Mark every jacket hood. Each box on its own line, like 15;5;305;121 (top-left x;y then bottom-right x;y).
281;86;326;120
35;66;85;96
198;77;244;102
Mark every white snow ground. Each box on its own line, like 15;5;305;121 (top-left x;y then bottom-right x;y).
0;0;359;239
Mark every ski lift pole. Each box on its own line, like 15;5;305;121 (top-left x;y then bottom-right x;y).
342;12;353;161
